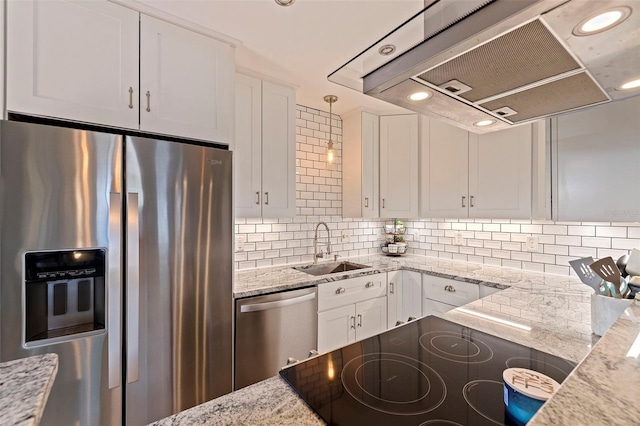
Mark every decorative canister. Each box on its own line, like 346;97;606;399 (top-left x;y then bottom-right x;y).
503;368;560;425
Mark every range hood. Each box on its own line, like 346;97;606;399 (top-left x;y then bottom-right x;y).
329;0;640;133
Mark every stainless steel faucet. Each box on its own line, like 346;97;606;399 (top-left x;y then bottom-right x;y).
313;222;331;263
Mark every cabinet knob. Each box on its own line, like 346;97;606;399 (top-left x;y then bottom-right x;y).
335;287;346;295
365;281;374;288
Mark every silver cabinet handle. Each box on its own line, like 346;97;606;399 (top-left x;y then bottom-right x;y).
308;350;319;358
240;291;316;313
382;198;385;208
364;197;369;208
365;281;374;288
265;191;269;205
462;196;466;208
108;193;122;390
444;285;456;292
128;87;134;109
127;193;140;384
255;191;260;205
145;91;151;112
357;314;362;327
286;357;299;365
390;282;394;294
335;287;346;295
350;316;356;329
470;195;474;208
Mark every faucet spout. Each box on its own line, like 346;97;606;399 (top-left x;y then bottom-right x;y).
313;222;332;263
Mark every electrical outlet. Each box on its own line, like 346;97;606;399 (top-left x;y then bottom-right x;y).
453;232;464;246
235;235;246;252
525;236;539;252
341;231;350;243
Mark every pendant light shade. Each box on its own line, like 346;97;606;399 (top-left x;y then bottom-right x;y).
324;95;338;164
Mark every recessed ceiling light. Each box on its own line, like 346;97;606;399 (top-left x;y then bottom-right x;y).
407;91;431;101
378;44;396;56
275;0;295;6
573;7;631;36
617;78;640;91
474;119;495;127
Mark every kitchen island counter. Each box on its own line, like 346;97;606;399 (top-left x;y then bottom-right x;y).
153;255;639;425
0;353;58;426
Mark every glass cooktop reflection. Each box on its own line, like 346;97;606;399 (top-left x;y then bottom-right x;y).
280;316;575;426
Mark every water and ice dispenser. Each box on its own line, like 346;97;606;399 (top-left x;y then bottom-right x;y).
23;249;106;347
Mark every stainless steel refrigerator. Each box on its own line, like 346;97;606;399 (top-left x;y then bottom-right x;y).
0;120;233;425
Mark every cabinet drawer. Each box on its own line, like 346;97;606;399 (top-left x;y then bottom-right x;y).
318;274;387;312
423;276;479;307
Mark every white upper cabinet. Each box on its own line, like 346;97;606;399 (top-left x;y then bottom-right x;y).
6;1;235;143
469;124;532;219
553;96;640;222
421;117;534;219
234;74;296;218
420;118;469;218
343;110;379;218
379;114;420;218
139;15;234;142
7;0;139;128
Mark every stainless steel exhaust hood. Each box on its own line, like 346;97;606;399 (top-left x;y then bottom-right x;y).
329;0;640;133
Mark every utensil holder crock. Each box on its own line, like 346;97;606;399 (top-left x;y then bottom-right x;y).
591;293;632;336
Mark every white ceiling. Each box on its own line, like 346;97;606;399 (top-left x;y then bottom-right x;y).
138;0;424;115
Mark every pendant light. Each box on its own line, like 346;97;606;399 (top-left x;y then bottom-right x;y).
324;95;338;164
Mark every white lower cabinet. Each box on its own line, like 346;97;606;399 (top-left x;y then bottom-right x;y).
317;274;387;353
387;270;422;328
422;275;480;317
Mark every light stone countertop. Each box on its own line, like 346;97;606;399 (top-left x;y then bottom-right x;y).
154;254;639;425
0;353;58;426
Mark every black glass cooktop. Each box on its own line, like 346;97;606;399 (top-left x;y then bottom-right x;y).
280;316;575;426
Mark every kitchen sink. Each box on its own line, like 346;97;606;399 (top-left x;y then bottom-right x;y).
293;261;370;276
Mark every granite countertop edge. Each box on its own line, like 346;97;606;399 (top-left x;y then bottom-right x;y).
0;353;59;426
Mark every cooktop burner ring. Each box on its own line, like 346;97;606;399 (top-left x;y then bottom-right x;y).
462;380;504;425
419;331;494;364
341;352;447;416
419;420;464;426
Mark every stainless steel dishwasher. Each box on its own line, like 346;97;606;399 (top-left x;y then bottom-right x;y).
234;286;317;389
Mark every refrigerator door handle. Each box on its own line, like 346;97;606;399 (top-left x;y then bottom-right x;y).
127;193;140;384
108;193;122;389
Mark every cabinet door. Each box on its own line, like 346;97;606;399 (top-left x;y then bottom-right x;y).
140;15;234;142
421;118;470;218
362;112;380;218
234;74;263;218
469;124;532;219
261;81;296;218
422;299;456;317
402;271;422;321
7;0;139;128
318;305;355;353
355;297;387;341
554;96;640;222
379;115;419;218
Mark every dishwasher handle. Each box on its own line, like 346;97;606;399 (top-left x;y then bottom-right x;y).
240;291;316;313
